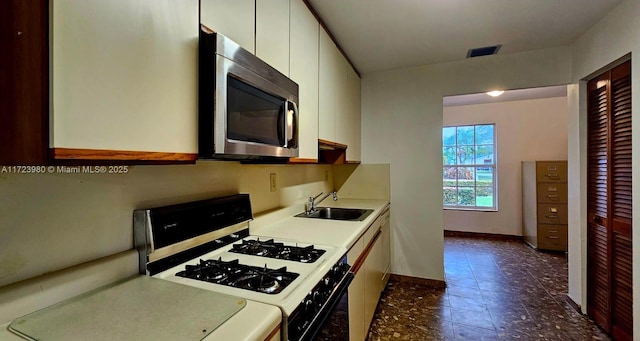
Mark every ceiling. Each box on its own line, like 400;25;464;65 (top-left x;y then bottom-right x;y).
443;85;567;107
307;0;622;74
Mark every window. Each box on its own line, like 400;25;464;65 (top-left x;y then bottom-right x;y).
443;124;496;210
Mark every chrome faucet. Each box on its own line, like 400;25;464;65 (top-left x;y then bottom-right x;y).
306;191;338;214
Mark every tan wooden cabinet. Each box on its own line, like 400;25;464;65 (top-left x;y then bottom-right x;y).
522;161;568;251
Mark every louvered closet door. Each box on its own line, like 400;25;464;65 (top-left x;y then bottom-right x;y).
610;61;632;341
587;71;611;330
587;60;632;341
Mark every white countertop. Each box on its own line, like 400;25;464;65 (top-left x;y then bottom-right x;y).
252;199;390;250
1;300;280;341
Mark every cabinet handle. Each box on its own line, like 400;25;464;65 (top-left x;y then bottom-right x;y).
546;194;559;200
545;174;560;180
547;236;560;239
545;215;559;219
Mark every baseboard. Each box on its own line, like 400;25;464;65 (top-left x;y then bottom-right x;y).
444;230;523;241
389;274;446;289
565;294;583;314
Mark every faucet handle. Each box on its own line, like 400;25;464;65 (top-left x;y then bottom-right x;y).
332;192;338;201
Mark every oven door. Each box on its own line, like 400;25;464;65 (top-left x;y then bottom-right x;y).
311;278;352;341
288;269;354;341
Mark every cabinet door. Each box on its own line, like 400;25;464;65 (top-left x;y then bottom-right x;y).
318;29;338;142
364;231;383;332
348;266;365;341
289;0;319;161
256;0;289;75
381;214;391;288
1;0;49;165
334;53;349;146
336;63;361;161
201;0;255;53
51;0;198;160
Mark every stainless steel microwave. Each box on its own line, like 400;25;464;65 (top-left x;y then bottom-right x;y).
198;25;299;160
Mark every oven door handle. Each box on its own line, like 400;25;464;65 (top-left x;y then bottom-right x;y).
298;271;354;341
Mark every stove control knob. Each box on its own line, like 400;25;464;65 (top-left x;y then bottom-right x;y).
304;299;315;315
312;290;322;304
323;277;335;288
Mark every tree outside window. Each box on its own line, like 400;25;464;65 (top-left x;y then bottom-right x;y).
443;124;496;210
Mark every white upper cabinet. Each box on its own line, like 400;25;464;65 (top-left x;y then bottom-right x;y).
319;26;361;161
342;64;362;161
201;0;255;53
318;29;339;142
256;0;290;76
51;0;198;158
289;0;319;161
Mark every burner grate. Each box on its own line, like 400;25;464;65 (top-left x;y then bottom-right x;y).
229;238;326;263
176;258;299;295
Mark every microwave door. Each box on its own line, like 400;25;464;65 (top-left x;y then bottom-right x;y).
226;76;284;147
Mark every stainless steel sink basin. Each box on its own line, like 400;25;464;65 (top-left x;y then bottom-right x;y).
295;207;374;221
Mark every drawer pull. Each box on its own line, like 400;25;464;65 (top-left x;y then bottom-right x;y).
547;236;560;239
547;166;558;171
546;215;559;219
548;228;558;233
548;207;558;213
546;194;559;200
545;174;560;180
547;186;558;192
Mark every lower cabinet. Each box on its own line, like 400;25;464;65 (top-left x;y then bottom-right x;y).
348;206;391;340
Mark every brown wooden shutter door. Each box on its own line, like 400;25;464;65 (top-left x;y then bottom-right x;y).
586;60;632;341
587;71;610;330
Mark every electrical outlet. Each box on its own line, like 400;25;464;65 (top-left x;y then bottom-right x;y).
270;173;277;192
324;171;329;181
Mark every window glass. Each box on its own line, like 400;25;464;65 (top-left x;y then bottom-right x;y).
442;124;497;210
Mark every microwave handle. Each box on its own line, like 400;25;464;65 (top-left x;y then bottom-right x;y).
284;101;298;148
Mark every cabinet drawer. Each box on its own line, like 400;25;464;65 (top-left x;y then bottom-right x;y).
537;224;567;245
537;241;567;252
536;161;567;182
536;183;568;203
537;203;568;224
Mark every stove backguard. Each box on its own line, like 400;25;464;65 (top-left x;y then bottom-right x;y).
134;194;253;275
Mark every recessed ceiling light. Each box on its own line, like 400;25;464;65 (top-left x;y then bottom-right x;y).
486;90;504;97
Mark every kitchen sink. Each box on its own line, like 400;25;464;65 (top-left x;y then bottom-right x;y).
295;207;374;221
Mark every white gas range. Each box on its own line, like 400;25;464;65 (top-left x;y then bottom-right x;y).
134;194;352;341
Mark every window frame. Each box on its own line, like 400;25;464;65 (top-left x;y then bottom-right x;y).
442;123;498;211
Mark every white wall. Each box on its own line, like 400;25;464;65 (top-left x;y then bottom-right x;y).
567;0;640;332
443;97;568;235
0;162;332;287
361;46;572;280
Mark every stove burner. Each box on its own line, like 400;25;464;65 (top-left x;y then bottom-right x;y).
176;258;299;295
230;238;326;263
179;258;241;284
235;265;292;294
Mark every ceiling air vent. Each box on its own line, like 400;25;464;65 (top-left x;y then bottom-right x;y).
466;45;502;58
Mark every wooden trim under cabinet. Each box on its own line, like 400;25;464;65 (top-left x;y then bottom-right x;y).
288;157;318;164
52;148;198;163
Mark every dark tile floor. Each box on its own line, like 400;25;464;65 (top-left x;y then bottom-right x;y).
367;235;611;340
